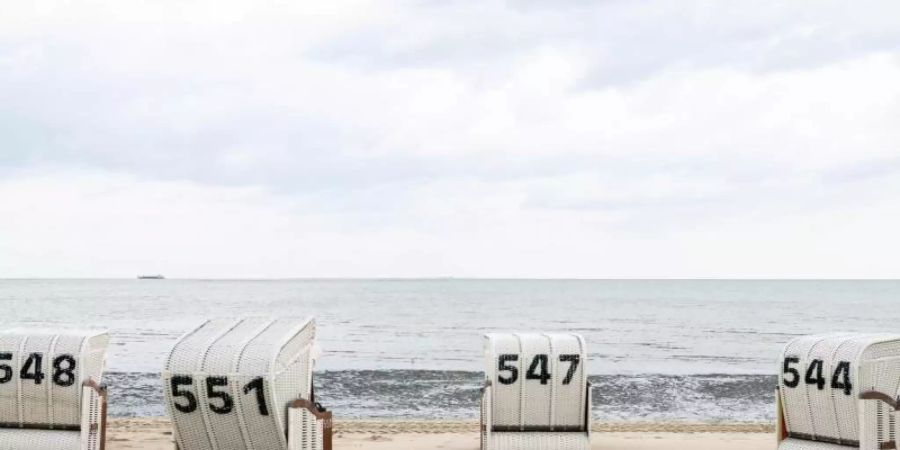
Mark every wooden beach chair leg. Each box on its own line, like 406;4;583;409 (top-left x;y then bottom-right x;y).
585;381;592;439
775;389;785;444
81;379;108;450
481;382;492;450
100;385;108;450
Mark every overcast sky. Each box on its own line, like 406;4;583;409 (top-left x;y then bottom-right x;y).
1;0;899;278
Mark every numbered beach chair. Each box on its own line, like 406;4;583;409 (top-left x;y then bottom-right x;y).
481;333;591;450
776;333;900;449
0;328;109;450
163;317;331;450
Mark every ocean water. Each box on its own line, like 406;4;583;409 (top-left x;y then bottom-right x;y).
2;279;898;421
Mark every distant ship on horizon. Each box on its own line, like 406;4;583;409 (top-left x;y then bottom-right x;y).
137;274;165;280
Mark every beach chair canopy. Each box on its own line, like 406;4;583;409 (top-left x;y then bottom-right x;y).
777;333;900;450
481;332;591;450
0;327;109;450
163;317;331;450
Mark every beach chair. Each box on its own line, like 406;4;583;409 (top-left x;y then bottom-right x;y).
0;328;110;450
481;333;591;450
776;333;900;449
162;317;332;450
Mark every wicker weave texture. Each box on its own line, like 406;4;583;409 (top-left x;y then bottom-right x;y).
778;333;900;450
0;328;108;428
482;333;589;450
484;333;587;431
481;381;491;450
0;428;81;449
80;382;104;450
287;405;323;450
163;317;317;450
488;432;591;450
858;339;900;448
778;437;849;450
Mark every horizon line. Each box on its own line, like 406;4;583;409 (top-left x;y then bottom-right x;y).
2;277;900;281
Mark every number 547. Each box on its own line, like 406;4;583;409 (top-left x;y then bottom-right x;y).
497;354;580;385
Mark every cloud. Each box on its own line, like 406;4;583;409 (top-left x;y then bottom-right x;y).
0;0;899;277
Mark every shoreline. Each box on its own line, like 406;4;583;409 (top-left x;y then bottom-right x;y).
107;418;774;449
109;417;774;434
329;420;774;434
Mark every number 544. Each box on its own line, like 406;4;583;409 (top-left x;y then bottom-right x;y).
782;358;852;396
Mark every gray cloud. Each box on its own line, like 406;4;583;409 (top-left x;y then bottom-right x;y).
1;0;899;234
822;158;900;184
307;1;900;88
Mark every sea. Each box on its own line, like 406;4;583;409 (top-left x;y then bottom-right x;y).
2;279;898;422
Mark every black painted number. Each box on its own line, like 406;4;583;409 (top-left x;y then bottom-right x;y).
0;353;12;384
206;377;234;414
782;357;800;388
805;359;825;390
782;358;853;396
52;354;77;387
243;377;269;416
499;354;582;386
0;352;77;387
21;353;45;385
171;376;198;413
560;354;580;385
526;354;551;385
831;361;853;395
497;354;519;385
172;375;269;416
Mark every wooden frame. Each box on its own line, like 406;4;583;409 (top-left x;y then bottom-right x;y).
288;399;333;450
82;379;109;450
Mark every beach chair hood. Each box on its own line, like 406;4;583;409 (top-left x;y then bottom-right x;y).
163;317;330;450
777;333;900;450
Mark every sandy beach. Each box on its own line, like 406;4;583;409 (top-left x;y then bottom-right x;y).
107;418;774;449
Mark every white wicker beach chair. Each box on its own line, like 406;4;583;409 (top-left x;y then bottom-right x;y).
0;328;109;450
776;333;900;450
162;317;331;450
481;333;591;450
